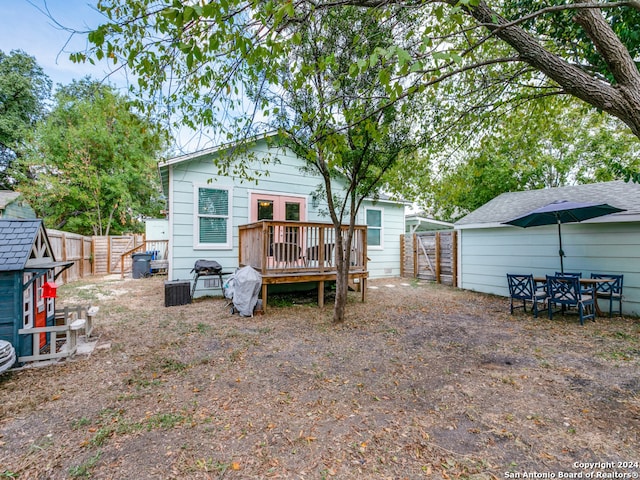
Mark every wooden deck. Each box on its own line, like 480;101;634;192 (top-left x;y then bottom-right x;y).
238;221;368;311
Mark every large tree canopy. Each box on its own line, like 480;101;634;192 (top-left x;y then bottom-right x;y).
82;1;640;148
265;6;417;321
392;96;640;222
13;78;167;236
0;50;51;188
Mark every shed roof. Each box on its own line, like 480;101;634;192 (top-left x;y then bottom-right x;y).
0;219;44;271
0;191;21;210
455;180;640;229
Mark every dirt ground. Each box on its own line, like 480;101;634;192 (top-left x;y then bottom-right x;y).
1;275;639;480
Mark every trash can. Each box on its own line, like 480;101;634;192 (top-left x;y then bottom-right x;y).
132;252;153;279
164;280;192;307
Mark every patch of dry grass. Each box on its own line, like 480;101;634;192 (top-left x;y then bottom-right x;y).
1;276;639;479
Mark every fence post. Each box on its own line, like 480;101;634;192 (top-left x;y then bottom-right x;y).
412;233;418;279
435;232;441;284
61;232;68;283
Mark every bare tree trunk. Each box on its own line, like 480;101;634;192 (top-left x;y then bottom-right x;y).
465;0;640;138
332;228;351;323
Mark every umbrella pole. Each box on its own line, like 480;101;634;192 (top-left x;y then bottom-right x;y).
557;217;564;274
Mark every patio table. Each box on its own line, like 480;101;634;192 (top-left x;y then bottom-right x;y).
534;276;614;317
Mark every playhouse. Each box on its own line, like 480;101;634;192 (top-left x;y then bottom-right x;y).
0;219;73;365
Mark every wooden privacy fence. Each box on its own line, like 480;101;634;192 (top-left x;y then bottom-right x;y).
47;229;93;283
401;231;457;286
47;230;145;282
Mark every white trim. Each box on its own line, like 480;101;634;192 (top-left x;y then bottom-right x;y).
365;206;384;250
159;131;279;168
23;273;33;329
193;183;233;250
167;166;174;280
36;275;45;313
247;188;307;199
406;216;454;228
455;214;640;230
46;270;54;317
455;222;509;230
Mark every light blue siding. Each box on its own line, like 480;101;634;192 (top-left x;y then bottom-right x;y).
458;222;640;316
163;139;404;294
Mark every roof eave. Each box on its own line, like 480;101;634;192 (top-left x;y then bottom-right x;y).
456;213;640;229
159;131;280;169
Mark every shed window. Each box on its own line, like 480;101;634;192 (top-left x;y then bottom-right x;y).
36;275;44;313
194;185;232;249
366;208;383;248
23;273;33;329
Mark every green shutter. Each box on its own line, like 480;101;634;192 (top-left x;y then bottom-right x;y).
200;217;227;243
198;188;229;244
366;209;381;228
199;189;228;215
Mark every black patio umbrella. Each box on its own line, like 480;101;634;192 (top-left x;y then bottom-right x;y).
502;200;626;273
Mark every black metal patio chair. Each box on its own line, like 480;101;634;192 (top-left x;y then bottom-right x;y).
546;275;595;325
507;274;548;318
590;273;623;317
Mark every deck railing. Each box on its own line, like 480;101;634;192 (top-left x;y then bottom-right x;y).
120;240;169;278
238;221;367;275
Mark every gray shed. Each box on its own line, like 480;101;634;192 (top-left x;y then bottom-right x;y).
0;191;36;219
454;181;640;316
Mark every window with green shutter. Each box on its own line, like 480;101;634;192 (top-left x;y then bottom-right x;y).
195;186;232;248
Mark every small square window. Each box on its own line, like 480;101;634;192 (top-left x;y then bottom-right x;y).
366;208;382;248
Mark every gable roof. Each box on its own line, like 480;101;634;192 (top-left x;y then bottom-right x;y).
455;180;640;229
0;219;47;271
159;134;410;206
159;131;279;169
405;214;453;231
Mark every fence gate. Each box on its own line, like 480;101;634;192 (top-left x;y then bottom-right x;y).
108;235;144;274
401;231;457;286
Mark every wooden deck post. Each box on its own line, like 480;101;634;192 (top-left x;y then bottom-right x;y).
261;284;268;313
318;281;324;308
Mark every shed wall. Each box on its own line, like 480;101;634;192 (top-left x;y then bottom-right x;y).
457;222;640;316
0;272;20;348
1;201;36;219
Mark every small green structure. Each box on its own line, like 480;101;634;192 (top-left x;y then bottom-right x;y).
0;191;36;219
0;219;72;365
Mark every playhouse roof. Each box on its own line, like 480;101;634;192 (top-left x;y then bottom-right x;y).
0;219;47;271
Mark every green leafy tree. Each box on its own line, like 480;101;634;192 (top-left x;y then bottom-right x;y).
264;6;417;322
395;97;640;221
0;50;51;189
13;78;167;235
80;1;640;146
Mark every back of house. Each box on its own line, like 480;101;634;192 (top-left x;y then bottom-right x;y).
158;136;406;297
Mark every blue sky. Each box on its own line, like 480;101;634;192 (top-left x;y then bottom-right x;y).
0;0;126;89
0;0;245;152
